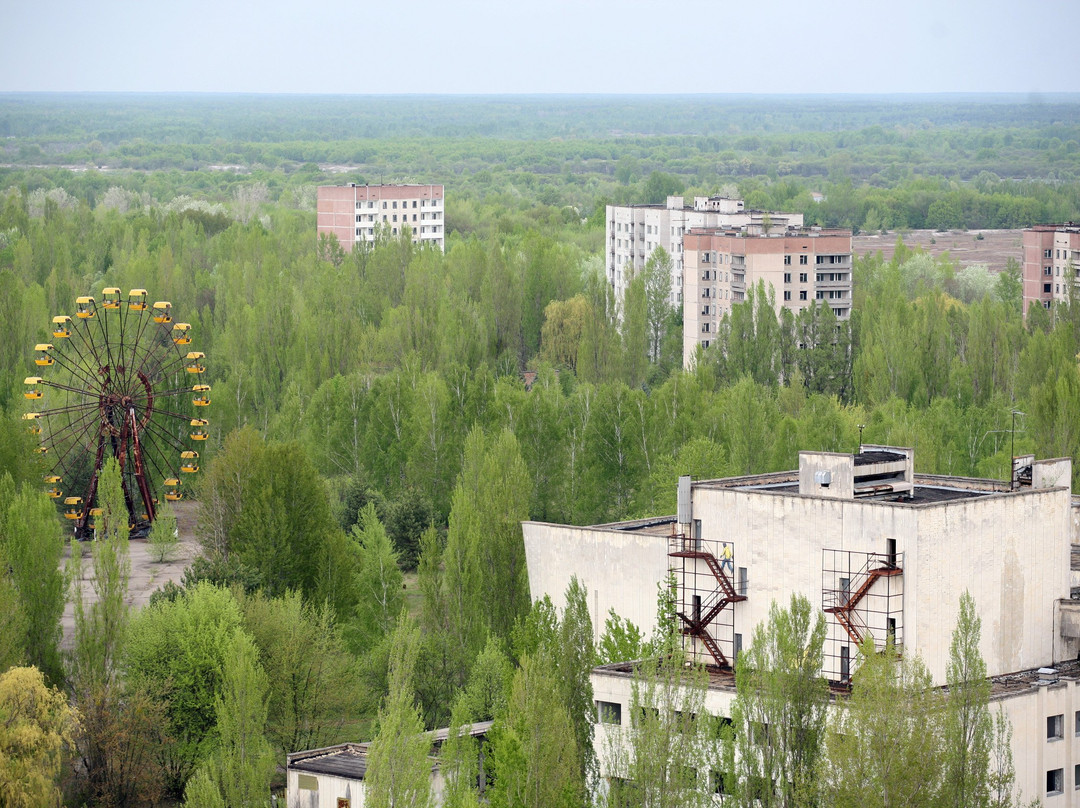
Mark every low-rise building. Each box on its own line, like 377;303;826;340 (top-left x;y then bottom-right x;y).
286;721;492;808
317;184;445;252
1022;223;1080;313
523;447;1080;805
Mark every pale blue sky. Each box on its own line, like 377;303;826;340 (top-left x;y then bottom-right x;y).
3;0;1078;94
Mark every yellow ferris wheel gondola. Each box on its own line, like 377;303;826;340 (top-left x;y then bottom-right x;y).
180;451;199;474
63;497;84;520
35;344;54;366
164;478;183;501
184;352;206;374
128;289;148;311
44;475;62;499
51;316;72;339
102;287;122;310
172;323;192;346
24;377;42;399
190;418;209;440
192;385;211;407
152;301;172;324
76;296;96;319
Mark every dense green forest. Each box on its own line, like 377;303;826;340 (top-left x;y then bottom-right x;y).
1;94;1080;807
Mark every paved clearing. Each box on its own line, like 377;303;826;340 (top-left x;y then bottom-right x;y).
853;229;1024;274
60;499;201;651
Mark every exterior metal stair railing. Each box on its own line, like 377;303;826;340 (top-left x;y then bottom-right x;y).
669;534;747;668
823;551;902;649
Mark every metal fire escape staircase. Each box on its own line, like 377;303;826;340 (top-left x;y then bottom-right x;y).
823;553;902;649
669;536;746;668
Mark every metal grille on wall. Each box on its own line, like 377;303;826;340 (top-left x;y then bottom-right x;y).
669;529;746;668
821;547;903;685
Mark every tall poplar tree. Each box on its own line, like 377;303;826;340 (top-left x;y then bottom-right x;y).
365;614;432;808
723;594;828;808
942;592;992;808
825;636;944;808
3;484;65;683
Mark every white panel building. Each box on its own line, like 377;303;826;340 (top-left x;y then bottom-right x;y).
605;197;804;307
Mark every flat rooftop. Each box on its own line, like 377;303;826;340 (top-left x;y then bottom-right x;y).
594;657;1080;700
696;471;1011;506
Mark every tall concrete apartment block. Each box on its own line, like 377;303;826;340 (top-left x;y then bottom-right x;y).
605;197;803;306
1022;223;1080;313
682;226;853;366
317;184;445;252
523;449;1080;806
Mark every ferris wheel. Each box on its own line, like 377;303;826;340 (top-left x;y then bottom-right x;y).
25;288;210;538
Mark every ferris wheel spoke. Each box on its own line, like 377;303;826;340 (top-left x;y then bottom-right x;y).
38;401;101;419
140;439;174;489
47;352;102;393
71;319;108;375
142;415;188;454
39;379;100;398
45;415;103;481
147;404;195;425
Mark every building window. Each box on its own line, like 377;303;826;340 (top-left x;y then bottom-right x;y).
1075;764;1080;790
816;291;825;300
1074;710;1080;735
800;254;808;265
392;201;397;209
382;201;387;209
298;774;319;791
784;272;791;283
1048;714;1064;740
412;200;417;208
733;633;742;666
596;701;622;725
1044;283;1052;293
783;291;791;301
784;255;791;265
800;273;808;283
702;322;710;333
840;645;851;680
1048;768;1064;795
799;291;808;300
392;228;397;235
1045;300;1051;309
1045;266;1053;275
355;229;361;236
737;567;748;596
1045;248;1053;258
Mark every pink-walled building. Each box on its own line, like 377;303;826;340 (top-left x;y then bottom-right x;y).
317;184;445;252
1022;224;1080;314
682;226;853;367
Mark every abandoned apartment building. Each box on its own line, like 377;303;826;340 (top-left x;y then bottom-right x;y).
523;446;1080;805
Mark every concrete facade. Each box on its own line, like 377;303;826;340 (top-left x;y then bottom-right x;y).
682;227;853;367
317;184;445;252
521;517;672;643
1023;224;1080;314
605;197;804;308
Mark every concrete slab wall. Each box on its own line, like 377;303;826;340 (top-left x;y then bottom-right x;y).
522;522;670;641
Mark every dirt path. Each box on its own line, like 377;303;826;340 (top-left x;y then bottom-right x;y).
60;500;201;651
